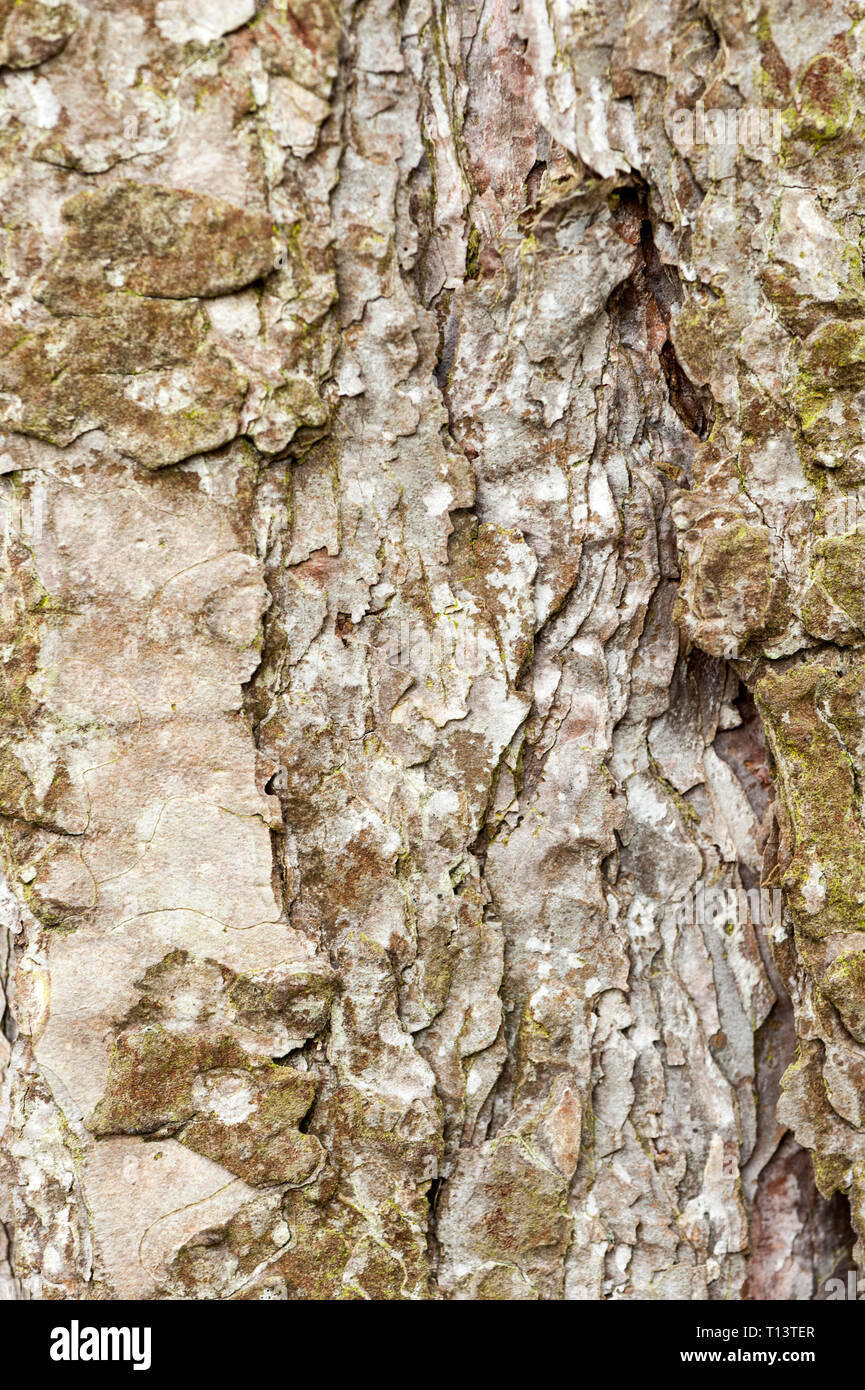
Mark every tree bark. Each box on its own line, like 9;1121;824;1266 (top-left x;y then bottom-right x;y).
0;0;860;1300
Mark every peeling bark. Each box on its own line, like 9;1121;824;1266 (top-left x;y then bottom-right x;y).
0;0;862;1301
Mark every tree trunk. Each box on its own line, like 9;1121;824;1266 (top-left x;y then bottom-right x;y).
0;0;860;1300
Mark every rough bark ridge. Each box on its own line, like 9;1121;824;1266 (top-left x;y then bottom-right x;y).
0;0;860;1300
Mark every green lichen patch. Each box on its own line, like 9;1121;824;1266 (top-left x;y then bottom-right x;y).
36;182;278;312
89;1024;323;1186
227;964;334;1042
803;533;865;640
793;320;865;468
0;537;87;832
443;1137;570;1296
165;1190;289;1300
669;292;735;398
779;1040;854;1198
315;1084;443;1183
755;661;865;938
0;0;79;70
682;519;773;652
762;248;865;339
0;297;248;468
788;53;859;148
822;947;865;1043
120;948;335;1056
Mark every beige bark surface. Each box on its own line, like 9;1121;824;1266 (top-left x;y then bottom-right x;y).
0;0;861;1300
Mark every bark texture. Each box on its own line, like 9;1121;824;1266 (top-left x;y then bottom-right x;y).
0;0;862;1300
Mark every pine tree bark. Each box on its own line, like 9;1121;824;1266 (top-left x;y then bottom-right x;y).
0;0;860;1300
